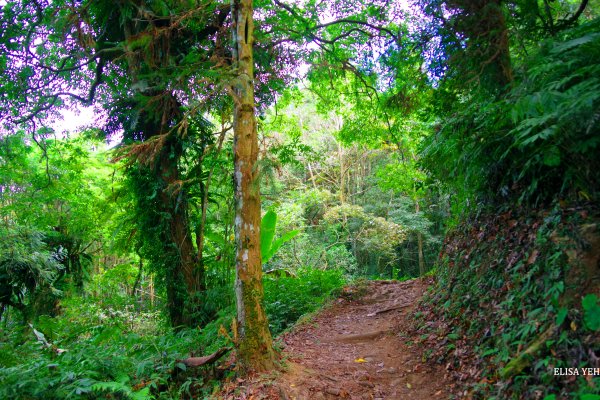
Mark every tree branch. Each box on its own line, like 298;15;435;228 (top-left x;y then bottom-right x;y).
557;0;589;29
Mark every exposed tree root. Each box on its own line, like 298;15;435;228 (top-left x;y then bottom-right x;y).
367;302;411;317
179;347;230;368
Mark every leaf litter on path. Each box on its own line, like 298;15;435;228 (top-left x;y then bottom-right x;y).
220;279;453;399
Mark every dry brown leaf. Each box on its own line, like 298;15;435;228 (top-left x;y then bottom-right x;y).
527;250;539;265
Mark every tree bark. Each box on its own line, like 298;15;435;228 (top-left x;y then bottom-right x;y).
231;0;275;373
449;0;513;90
338;142;345;204
415;199;425;276
159;143;203;295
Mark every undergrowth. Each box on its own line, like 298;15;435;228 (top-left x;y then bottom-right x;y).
415;204;600;399
0;267;346;399
264;267;346;334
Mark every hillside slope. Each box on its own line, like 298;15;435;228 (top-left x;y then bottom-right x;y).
414;205;600;399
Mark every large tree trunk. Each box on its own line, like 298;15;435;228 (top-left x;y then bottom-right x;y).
119;12;207;326
126;92;204;327
158;140;204;296
231;0;275;372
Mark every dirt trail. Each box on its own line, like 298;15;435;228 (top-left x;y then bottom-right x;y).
221;279;452;399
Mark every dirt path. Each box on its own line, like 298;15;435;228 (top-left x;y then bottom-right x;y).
221;279;453;399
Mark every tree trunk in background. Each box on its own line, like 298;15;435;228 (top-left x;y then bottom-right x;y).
416;200;425;276
159;141;204;296
338;142;345;204
231;0;275;372
308;163;318;189
417;232;425;275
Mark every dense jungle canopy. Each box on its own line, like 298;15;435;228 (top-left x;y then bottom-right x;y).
0;0;599;398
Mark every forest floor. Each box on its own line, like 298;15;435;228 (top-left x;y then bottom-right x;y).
219;279;455;399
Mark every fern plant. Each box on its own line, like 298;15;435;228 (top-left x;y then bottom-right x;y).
503;19;600;203
422;18;600;208
92;375;152;400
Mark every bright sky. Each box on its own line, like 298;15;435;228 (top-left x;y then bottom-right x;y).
54;107;96;135
53;107;122;148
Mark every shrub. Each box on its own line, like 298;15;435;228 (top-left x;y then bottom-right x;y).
264;268;346;334
422;18;600;209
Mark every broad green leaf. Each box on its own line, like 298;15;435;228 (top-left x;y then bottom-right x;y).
555;308;568;326
266;230;300;262
580;395;600;400
205;231;226;245
260;210;277;259
582;294;600;331
131;387;152;400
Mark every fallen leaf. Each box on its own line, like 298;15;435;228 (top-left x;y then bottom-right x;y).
527;250;539;265
354;358;368;363
570;321;577;331
406;383;412;389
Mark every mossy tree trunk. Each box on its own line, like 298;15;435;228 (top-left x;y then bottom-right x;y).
119;15;206;327
448;0;513;90
158;134;205;296
230;0;276;372
126;90;204;327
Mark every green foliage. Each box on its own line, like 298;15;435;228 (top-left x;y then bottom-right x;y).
582;294;600;331
422;19;600;208
0;225;63;321
260;210;300;264
92;375;152;400
323;203;406;275
420;207;600;398
0;134;119;304
264;268;346;334
505;20;600;203
0;296;232;399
